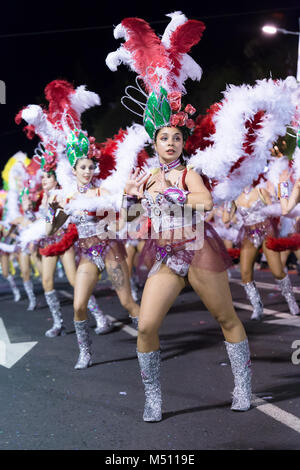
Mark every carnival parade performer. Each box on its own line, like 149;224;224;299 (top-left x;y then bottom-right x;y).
223;183;299;320
106;11;254;422
37;149;113;338
43;122;140;369
0;189;21;302
16;80;130;350
4;156;44;311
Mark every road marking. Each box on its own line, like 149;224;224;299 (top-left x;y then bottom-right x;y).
58;289;300;433
252;394;300;434
230;277;300;294
0;318;37;368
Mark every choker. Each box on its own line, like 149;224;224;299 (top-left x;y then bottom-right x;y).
77;182;92;193
159;157;181;173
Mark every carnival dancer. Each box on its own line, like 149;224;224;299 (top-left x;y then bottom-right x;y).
8;158;44;311
223;182;299;320
38;153;113;338
0;206;21;302
15;80;118;339
106;12;253;421
44;126;140;369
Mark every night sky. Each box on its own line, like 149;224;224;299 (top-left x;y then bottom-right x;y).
1;0;300;177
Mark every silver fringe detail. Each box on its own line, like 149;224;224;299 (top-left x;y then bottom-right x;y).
242;281;263;320
225;338;252;411
87;295;114;334
74;320;92;369
44;290;66;338
137;349;162;422
23;280;36;311
7;275;21;302
276;274;300;316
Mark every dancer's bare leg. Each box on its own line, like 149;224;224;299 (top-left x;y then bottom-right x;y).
19;252;36;310
280;250;291;270
239;239;260;284
60;247;77;287
42;255;58;292
105;257;140;318
188;267;246;343
73;258;99;321
137;264;185;352
31;252;42;277
262;242;286;280
125;244;136;278
18;253;31;282
1;254;9;278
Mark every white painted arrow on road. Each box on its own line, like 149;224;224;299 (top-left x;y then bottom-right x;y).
0;318;37;368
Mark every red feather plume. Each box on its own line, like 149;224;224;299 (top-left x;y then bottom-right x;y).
44;79;80;129
266;234;300;252
122;18;169;93
39;224;78;256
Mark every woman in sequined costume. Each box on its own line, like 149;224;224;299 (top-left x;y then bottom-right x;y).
11;192;43;310
0;211;21;302
223;184;299;320
125;125;252;421
38;169;113;339
46;153;139;369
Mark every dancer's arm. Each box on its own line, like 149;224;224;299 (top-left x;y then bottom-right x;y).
222;201;236;224
45;194;69;236
278;170;300;215
183;170;213;211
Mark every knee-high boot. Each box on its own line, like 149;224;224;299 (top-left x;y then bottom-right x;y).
74;319;92;369
23;280;36;311
276;274;300;316
225;338;252;411
87;295;114;334
242;281;263;320
7;275;21;302
137;349;162;422
44;290;66;337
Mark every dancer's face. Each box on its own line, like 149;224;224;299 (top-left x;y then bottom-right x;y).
41;172;57;192
73;158;95;186
154;127;184;164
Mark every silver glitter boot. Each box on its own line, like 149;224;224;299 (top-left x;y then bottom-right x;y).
137;349;162;422
242;281;263;320
87;295;114;334
276;274;300;316
74;320;92;369
225;338;252;411
7;275;21;302
23;280;36;311
44;290;66;338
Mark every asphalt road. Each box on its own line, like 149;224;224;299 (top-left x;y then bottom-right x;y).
0;266;300;452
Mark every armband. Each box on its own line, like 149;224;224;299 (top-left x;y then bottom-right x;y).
278;182;289;199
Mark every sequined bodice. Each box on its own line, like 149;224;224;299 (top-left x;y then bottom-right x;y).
70;212;106;239
236;198;267;226
141;190;199;234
